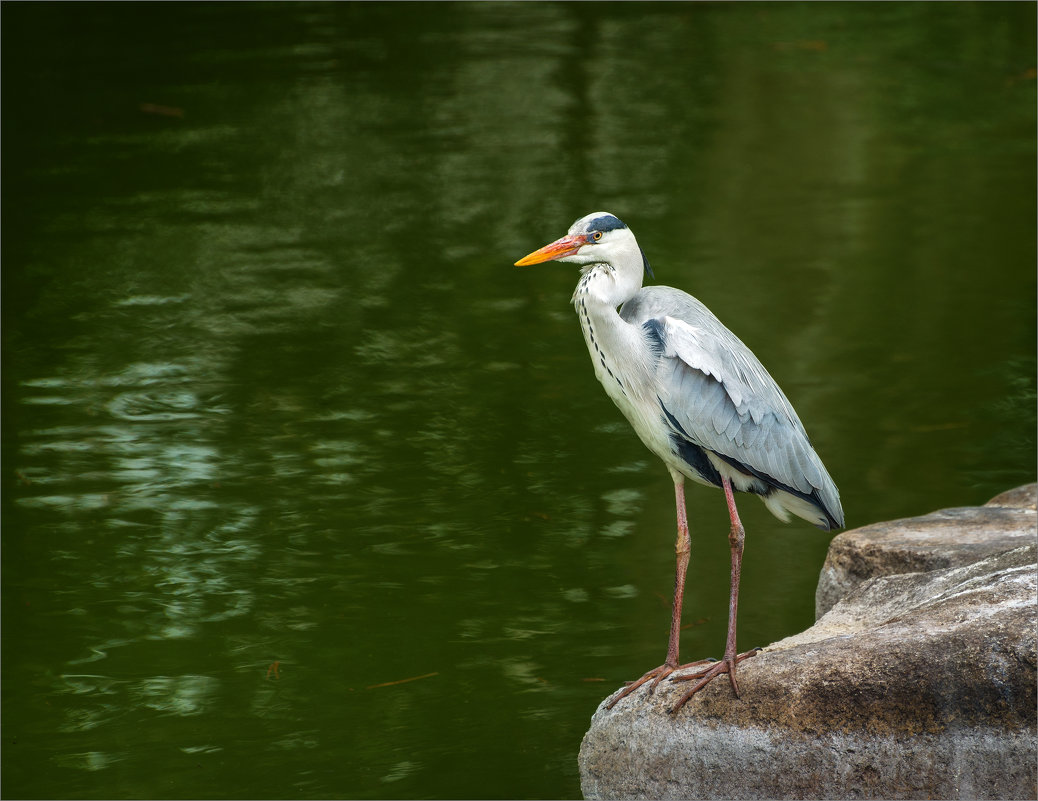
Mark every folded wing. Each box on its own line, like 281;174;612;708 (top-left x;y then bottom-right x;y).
621;287;843;529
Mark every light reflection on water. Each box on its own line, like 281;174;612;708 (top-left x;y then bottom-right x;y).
3;2;1035;799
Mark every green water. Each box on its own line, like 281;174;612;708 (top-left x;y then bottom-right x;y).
3;3;1035;798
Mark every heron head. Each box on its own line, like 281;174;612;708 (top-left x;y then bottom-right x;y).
514;212;654;279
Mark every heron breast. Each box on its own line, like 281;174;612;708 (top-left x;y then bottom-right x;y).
577;295;627;397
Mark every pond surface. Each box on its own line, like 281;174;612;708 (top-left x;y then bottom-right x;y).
2;3;1035;799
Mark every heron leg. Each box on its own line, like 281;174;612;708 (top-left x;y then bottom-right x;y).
669;475;759;712
665;475;691;667
605;474;713;710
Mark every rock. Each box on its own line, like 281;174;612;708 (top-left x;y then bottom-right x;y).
816;484;1037;618
578;485;1038;800
986;484;1038;510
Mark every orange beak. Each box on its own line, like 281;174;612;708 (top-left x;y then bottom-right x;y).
514;234;588;266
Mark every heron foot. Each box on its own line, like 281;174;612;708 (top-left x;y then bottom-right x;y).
604;657;717;710
667;647;760;713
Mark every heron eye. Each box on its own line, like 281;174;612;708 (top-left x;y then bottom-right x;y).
591;231;603;242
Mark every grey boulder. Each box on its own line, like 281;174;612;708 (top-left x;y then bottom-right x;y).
579;485;1038;800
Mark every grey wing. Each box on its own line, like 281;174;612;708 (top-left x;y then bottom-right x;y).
621;287;843;528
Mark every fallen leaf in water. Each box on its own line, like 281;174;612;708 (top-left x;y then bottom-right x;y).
139;102;184;118
366;671;438;690
1006;67;1037;86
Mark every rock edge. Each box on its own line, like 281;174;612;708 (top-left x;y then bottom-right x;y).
578;484;1038;800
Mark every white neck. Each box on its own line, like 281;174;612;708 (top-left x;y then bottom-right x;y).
571;266;652;406
571;261;643;310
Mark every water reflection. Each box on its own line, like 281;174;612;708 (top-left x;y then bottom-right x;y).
133;674;221;716
52;751;126;772
3;2;1034;799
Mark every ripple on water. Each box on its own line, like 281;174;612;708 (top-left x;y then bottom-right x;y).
381;760;421;784
114;294;191;307
131;674;221;716
51;751;126;772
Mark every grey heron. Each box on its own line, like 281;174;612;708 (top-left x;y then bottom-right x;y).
515;212;844;713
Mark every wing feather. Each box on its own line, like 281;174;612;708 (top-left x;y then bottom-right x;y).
620;286;843;528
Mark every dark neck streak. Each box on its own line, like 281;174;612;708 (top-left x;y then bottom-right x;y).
574;271;627;397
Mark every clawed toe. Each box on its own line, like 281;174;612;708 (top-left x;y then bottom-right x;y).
606;655;734;710
667;648;760;713
605;664;676;709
